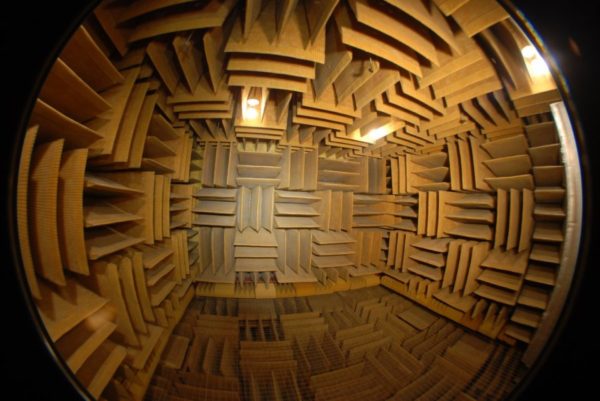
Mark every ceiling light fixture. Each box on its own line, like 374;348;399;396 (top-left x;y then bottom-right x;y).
362;127;389;143
521;45;550;78
242;86;265;121
358;119;405;144
244;106;259;121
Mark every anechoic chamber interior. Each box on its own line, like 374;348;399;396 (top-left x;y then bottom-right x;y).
14;0;582;400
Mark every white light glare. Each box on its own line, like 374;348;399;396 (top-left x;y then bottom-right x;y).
363;127;389;143
247;98;260;107
521;45;550;78
245;106;259;120
529;57;550;77
521;45;537;60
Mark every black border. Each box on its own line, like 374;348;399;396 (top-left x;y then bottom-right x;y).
1;2;99;400
1;1;598;400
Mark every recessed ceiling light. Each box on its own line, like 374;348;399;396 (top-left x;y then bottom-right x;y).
245;106;259;120
521;45;537;60
521;45;550;78
362;127;389;143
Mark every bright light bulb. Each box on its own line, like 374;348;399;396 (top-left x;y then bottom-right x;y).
521;45;551;79
247;98;260;107
529;57;550;77
363;127;389;143
245;106;259;120
521;45;537;60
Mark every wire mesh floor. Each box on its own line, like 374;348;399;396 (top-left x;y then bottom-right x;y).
145;286;525;401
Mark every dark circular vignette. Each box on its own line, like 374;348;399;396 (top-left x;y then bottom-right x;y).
1;1;598;400
1;2;100;400
498;1;597;400
501;1;600;399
